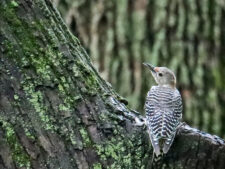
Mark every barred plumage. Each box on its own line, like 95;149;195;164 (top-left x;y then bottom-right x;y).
142;63;183;157
145;86;182;156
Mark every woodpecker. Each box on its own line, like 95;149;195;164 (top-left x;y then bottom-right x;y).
143;63;182;157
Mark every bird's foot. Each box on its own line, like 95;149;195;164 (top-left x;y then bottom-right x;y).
134;117;146;126
177;122;186;129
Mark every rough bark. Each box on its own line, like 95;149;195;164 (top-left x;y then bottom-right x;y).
54;0;225;138
0;0;224;169
165;123;225;169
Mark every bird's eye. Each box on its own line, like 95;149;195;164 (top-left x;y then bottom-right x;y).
159;73;163;77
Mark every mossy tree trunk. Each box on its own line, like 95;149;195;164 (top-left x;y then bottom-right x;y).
0;0;225;169
54;0;225;138
0;0;149;168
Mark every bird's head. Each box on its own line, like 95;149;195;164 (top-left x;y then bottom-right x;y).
143;63;176;88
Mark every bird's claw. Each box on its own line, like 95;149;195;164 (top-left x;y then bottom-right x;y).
135;117;146;126
177;122;186;129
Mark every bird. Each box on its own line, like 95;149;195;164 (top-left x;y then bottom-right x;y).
142;63;183;157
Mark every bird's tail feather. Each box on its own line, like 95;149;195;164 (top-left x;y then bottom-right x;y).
163;133;176;154
150;151;164;169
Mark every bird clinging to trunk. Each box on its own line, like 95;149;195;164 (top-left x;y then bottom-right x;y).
143;63;182;157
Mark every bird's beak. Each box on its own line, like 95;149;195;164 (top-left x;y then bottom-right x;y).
143;63;156;73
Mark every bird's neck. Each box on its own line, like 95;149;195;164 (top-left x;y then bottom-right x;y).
158;84;176;89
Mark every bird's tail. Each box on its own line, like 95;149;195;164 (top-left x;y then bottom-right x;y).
150;151;164;169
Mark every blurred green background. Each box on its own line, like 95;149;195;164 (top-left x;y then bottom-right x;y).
53;0;225;138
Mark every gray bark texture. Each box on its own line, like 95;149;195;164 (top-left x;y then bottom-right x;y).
0;0;224;169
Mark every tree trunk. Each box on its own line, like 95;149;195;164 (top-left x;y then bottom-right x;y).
0;0;224;169
53;0;225;139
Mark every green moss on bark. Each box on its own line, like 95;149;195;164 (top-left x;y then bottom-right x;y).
95;133;148;168
0;118;31;168
80;127;92;147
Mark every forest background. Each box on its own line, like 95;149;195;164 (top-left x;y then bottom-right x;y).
54;0;225;138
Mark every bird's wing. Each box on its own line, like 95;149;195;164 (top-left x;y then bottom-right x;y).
145;86;161;156
145;87;182;155
162;89;182;154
